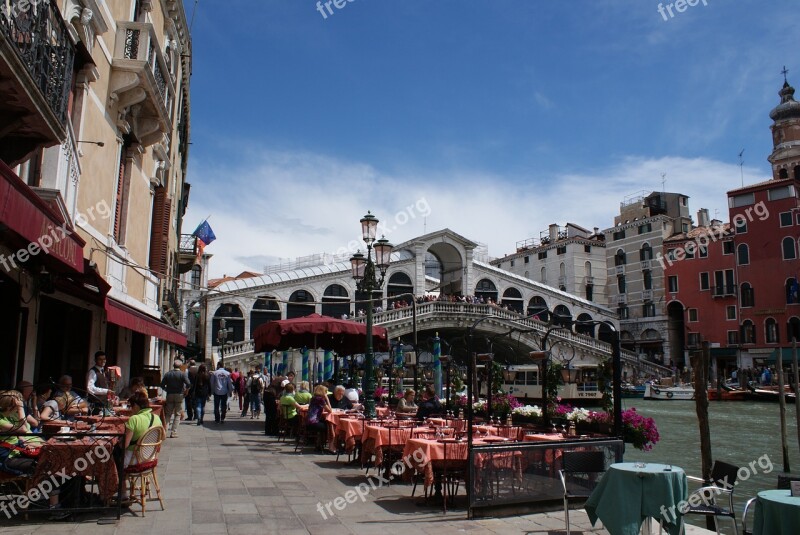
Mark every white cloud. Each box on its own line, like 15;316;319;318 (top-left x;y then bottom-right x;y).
186;148;766;279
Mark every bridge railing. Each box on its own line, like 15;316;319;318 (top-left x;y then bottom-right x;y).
222;339;254;357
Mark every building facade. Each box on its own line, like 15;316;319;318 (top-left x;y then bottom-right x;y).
603;191;693;366
1;0;192;390
491;223;607;306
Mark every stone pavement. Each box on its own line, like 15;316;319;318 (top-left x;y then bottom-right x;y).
1;410;717;534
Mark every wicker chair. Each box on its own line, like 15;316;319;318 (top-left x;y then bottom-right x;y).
124;425;165;516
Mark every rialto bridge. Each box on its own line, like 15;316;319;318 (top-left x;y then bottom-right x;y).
205;229;671;377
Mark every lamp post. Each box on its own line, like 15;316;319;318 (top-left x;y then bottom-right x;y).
217;319;229;368
350;212;393;420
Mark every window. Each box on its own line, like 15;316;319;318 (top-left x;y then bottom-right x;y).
617;275;626;293
666;249;677;262
780;212;793;227
510;260;515;267
557;246;566;255
684;242;695;259
586;285;593;301
700;272;710;290
765;318;779;343
687;333;700;347
190;265;202;287
615;249;626;266
682;223;690;233
741;283;754;307
114;140;134;244
613;229;626;241
640;244;653;261
538;251;547;260
524;256;530;264
585;261;592;278
668;276;678;293
727;331;739;345
643;270;652;290
643;303;656;317
787;278;799;304
713;270;724;296
723;241;734;255
783;237;797;260
584;245;592;253
726;306;736;320
788;317;800;342
725;269;735;294
737;244;749;265
768;185;793;200
638;223;652;234
699;246;708;258
688;309;698;322
731;192;755;207
540;267;546;283
741;320;755;344
734;218;748;234
618;305;629;319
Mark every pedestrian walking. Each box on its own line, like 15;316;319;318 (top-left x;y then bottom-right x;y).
191;364;211;425
161;359;190;438
210;362;234;424
247;370;264;418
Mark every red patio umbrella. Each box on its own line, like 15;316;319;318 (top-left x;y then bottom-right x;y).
253;313;389;355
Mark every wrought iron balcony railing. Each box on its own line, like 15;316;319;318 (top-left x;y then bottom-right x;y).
0;1;74;124
711;285;737;298
179;234;197;255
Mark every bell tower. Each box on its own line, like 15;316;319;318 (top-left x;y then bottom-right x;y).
768;67;800;180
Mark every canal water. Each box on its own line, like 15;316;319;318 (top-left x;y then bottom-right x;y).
622;398;800;532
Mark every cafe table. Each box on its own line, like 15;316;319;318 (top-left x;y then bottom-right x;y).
585;462;687;535
752;489;800;535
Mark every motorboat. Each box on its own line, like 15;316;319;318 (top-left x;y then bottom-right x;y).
644;383;694;400
620;383;646;398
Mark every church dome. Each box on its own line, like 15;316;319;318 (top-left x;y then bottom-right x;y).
770;81;800;121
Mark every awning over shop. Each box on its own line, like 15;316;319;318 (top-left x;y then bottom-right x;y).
105;298;186;347
0;161;85;273
752;347;800;365
710;348;738;359
53;259;111;306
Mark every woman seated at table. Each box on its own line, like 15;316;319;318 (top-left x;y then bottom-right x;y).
306;385;332;451
295;381;313;405
396;389;417;415
53;376;89;419
279;383;303;430
416;386;442;421
35;384;63;423
0;391;44;475
123;392;163;468
119;377;147;400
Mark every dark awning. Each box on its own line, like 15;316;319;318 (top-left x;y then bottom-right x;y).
0;161;84;273
105;298;187;347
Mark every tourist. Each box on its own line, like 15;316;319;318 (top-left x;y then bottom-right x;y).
191;364;211;425
286;371;297;386
247;369;265;418
295;381;312;405
235;369;248;412
53;375;88;418
306;385;331;451
14;380;39;430
396;389;417;414
264;379;280;436
161;359;190;438
119;377;147;400
185;359;198;420
123;392;163;467
36;384;62;422
416;386;442;421
210;362;234;424
329;385;354;410
279;383;302;431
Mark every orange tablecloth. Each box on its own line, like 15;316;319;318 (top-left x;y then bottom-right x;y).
32;434;122;502
376;406;390;417
522;433;569;469
474;425;523;440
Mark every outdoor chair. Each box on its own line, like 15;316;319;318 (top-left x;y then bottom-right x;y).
382;426;412;482
294;413;324;453
277;406;294;442
123;425;165;516
559;450;606;535
741;497;756;535
681;460;740;535
430;440;469;513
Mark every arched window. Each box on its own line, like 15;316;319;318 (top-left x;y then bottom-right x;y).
741;320;755;344
780;168;789;179
741;282;754;308
576;313;594;337
501;287;524;313
585;261;592;278
540;267;546;283
615;249;626;266
322;284;350;318
528;296;549;322
618;275;626;294
640;243;653;261
552;304;572;327
787;317;800;342
475;279;498;303
737;244;749;266
786;278;799;304
250;296;280;336
213;303;245;346
765;318;779;344
287;289;315;319
559;263;566;277
783;237;797;260
387;272;413;308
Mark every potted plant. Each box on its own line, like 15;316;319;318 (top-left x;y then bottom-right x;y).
511;404;543;424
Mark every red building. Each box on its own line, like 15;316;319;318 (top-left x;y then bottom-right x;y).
665;78;800;376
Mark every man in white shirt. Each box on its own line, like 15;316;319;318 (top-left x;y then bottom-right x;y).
210;362;234;424
86;351;114;414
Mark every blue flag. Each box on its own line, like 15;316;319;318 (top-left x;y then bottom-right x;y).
193;220;216;246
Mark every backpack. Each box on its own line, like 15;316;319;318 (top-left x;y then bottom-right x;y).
249;376;263;395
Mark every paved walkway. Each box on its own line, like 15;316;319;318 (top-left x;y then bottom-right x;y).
1;410;718;534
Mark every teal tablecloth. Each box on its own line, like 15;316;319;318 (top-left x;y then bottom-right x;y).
585;462;688;535
753;489;800;535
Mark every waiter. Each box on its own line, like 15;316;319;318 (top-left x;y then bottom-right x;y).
86;351;114;414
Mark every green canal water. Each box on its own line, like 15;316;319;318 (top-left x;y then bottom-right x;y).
621;398;800;531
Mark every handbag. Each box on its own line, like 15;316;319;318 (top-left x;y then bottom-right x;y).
0;440;42;458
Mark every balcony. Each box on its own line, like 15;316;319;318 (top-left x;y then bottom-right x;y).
0;1;75;164
161;288;180;327
616;294;627;304
110;21;174;147
642;289;653;301
711;285;737;298
615;265;625;275
177;233;197;274
585;275;594;285
640;259;652;270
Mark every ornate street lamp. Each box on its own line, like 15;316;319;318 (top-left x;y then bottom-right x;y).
217;319;229;368
350;212;393;419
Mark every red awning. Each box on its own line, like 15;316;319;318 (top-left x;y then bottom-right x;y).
0;161;85;273
105;298;187;347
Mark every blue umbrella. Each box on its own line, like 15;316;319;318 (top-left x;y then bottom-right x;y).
433;333;442;399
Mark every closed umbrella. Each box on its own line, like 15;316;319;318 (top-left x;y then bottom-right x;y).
282;351;289;376
433;333;442;399
324;350;334;380
302;347;309;382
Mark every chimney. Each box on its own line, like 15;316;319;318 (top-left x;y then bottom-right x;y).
549;224;559;241
697;208;710;227
593;227;600;235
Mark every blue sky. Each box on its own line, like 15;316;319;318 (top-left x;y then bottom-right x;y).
183;0;799;278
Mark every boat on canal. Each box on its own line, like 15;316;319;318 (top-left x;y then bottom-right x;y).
620;383;646;398
503;363;605;406
643;383;694;400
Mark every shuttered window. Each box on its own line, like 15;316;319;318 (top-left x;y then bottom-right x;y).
148;186;171;278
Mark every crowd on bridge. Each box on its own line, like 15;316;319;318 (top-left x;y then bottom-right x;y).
346;293;530;319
